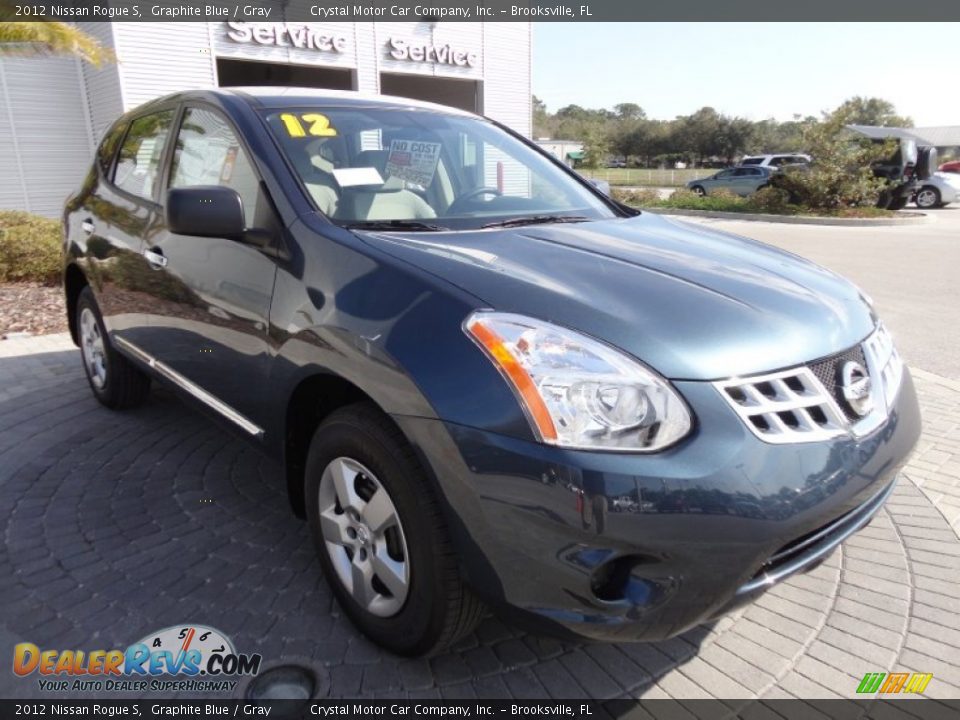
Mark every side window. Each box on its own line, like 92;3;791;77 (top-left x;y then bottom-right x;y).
113;110;175;201
97;119;127;176
169;107;260;228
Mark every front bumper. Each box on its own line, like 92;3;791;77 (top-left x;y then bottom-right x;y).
394;370;921;642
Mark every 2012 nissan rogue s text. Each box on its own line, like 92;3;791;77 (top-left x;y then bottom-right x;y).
62;88;921;656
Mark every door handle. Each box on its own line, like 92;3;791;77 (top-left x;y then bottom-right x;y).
143;248;168;269
81;219;95;236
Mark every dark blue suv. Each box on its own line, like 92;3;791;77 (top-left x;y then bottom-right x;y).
63;88;921;655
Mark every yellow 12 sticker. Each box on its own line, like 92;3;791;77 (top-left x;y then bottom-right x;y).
279;113;337;138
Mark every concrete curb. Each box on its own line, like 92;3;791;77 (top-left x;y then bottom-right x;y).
643;206;934;226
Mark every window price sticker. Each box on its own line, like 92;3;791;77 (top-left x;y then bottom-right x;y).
385;139;441;187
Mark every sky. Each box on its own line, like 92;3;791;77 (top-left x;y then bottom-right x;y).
532;23;959;128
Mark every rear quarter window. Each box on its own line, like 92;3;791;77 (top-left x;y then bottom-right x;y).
97;119;127;176
112;110;175;202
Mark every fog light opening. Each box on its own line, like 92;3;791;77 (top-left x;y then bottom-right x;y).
591;555;643;602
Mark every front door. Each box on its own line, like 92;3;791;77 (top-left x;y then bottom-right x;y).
135;104;280;433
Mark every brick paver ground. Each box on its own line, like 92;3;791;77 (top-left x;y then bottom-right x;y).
1;333;958;701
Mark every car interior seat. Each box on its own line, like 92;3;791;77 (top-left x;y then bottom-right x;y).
289;139;340;217
335;150;437;222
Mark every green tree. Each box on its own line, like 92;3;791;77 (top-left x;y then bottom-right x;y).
0;22;113;66
532;95;552;138
834;96;912;128
581;126;612;169
614;103;645;121
678;107;724;165
772;106;895;209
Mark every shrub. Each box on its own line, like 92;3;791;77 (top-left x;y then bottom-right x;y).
747;186;793;214
612;187;661;206
768;108;894;210
660;188;750;212
0;211;63;285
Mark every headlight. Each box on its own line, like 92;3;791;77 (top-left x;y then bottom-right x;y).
464;311;692;452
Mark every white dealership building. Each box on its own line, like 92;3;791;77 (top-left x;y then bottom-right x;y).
0;21;532;216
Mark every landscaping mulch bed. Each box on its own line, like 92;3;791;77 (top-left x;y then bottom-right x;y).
0;283;68;338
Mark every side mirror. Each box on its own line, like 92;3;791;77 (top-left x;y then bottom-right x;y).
916;146;938;181
166;186;245;238
588;178;611;197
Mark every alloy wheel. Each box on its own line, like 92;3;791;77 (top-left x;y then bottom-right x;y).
80;307;107;389
318;457;410;617
916;188;938;208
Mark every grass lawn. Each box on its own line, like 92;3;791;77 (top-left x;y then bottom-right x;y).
578;167;716;187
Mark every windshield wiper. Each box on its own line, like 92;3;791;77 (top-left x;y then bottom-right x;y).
481;215;590;229
345;220;449;232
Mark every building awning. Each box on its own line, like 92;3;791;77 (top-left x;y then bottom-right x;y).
566;151;584;160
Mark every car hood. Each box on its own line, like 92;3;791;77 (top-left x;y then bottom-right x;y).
353;213;876;380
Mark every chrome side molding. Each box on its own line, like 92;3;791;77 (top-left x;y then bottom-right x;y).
113;335;264;438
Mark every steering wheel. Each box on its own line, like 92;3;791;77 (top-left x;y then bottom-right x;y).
447;187;502;214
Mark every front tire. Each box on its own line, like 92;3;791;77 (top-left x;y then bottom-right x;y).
691;185;706;197
915;186;941;209
77;287;150;409
304;402;483;656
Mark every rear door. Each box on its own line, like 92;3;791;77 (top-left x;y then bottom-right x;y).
134;104;281;434
731;167;760;195
76;109;176;344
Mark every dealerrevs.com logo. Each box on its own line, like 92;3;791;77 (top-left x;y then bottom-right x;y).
13;625;262;693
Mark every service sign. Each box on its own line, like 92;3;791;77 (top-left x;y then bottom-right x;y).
225;22;349;53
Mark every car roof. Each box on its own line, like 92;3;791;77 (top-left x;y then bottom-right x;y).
133;86;477;116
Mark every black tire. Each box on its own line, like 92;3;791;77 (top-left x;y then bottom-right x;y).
888;195;909;211
914;186;941;209
304;402;483;656
691;185;706;197
76;287;151;409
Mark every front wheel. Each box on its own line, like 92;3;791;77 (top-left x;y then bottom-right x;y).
915;186;941;209
305;403;484;656
77;287;151;409
691;185;706;197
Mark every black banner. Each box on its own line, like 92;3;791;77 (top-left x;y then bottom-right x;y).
2;0;960;22
1;700;959;719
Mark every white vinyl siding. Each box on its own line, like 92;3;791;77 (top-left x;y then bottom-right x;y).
481;24;532;138
0;56;94;216
113;23;217;110
76;22;122;143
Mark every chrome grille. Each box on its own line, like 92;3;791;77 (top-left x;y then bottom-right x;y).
716;324;903;445
863;323;903;413
714;367;847;444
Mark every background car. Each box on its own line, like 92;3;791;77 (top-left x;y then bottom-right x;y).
871;137;937;210
913;172;960;208
687;166;773;196
939;160;960;174
740;153;812;168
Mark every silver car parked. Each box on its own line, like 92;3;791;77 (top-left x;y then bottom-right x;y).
687;166;773;197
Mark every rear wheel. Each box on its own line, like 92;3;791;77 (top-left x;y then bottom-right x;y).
77;287;150;409
888;196;909;211
305;402;483;656
915;186;941;209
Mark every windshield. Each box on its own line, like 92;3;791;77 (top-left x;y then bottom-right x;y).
264;107;617;230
